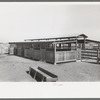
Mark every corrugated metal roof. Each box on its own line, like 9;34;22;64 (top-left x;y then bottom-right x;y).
9;34;89;44
24;34;87;42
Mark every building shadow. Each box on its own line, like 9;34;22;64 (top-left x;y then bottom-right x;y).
81;60;99;64
26;71;29;74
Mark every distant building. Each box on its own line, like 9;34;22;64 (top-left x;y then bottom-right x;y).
0;43;9;54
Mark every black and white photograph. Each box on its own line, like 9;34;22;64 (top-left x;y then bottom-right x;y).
0;2;100;82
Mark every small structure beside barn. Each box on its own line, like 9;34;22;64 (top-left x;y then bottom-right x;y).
0;42;9;54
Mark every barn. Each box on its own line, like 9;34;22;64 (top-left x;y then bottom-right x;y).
9;34;100;64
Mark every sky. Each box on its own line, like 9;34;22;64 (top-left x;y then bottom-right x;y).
0;2;100;42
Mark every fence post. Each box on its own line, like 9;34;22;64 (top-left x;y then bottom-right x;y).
75;39;77;61
80;49;82;62
97;49;99;64
54;43;56;65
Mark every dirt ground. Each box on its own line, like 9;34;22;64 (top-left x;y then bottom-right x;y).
0;54;100;82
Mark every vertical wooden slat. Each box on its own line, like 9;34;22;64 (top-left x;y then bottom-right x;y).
54;43;56;65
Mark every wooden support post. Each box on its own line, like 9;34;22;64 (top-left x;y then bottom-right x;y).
40;44;42;61
76;38;77;50
83;37;86;49
98;43;100;50
80;49;82;62
33;43;35;56
54;43;56;65
82;38;86;49
75;38;77;61
97;49;99;64
59;44;61;48
68;43;71;50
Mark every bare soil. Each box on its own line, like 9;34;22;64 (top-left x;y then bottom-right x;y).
0;54;100;82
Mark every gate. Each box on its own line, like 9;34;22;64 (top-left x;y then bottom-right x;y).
77;48;81;60
81;49;100;64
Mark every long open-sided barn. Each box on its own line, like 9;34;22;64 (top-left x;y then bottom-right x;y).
9;34;100;64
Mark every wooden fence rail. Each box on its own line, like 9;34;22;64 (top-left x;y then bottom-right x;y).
81;49;100;64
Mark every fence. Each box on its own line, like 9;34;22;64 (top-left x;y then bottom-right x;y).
81;49;100;64
0;43;9;54
55;50;76;64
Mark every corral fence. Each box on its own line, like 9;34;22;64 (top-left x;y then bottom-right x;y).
81;49;100;64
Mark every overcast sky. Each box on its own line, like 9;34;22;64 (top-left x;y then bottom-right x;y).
0;2;100;42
